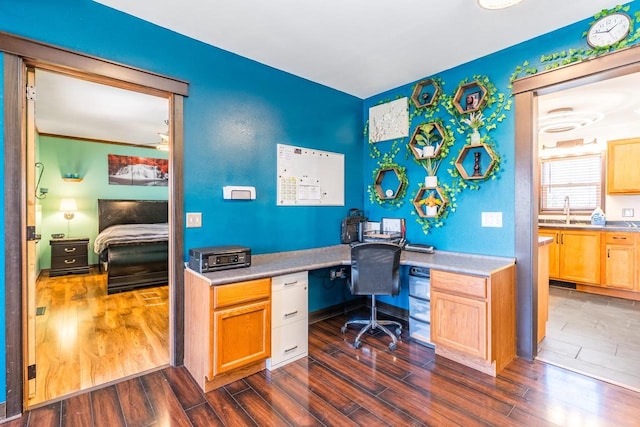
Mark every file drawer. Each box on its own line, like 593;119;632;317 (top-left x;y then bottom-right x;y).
409;296;430;323
271;278;308;328
267;319;308;369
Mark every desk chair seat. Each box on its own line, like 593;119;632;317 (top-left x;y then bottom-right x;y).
341;242;402;350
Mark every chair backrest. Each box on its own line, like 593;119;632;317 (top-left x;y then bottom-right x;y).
349;242;401;296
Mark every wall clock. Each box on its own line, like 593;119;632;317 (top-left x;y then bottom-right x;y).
587;12;631;48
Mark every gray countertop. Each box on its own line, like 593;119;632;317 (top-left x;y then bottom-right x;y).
539;221;640;232
538;236;554;246
189;244;516;286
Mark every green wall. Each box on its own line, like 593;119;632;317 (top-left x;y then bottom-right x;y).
36;135;168;269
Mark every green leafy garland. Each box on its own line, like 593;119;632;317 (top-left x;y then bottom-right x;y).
509;5;640;85
367;141;409;209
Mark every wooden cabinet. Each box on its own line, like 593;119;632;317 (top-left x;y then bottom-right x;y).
49;237;90;276
607;137;640;194
430;266;515;377
603;232;635;291
538;228;600;285
267;271;308;371
184;270;271;392
538;239;551;343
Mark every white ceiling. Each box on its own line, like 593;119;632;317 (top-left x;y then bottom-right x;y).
36;0;632;146
93;0;623;98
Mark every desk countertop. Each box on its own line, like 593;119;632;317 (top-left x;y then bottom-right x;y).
189;245;516;286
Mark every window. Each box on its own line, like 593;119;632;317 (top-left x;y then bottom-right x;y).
540;154;603;213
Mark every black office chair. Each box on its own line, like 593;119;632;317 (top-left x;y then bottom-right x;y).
341;242;403;350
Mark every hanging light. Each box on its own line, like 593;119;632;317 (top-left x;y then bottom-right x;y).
477;0;524;10
538;108;603;133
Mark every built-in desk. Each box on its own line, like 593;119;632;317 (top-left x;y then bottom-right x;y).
184;244;516;389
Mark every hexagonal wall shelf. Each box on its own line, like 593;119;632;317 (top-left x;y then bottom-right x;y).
452;81;487;114
411;79;441;109
412;186;448;218
454;143;498;180
374;167;404;200
408;122;445;160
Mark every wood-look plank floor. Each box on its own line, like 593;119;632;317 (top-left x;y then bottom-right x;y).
30;270;169;406
10;310;640;426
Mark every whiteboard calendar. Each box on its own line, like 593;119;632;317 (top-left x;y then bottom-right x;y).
277;144;344;206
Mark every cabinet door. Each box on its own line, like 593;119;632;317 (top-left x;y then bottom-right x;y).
607;137;640;194
212;299;271;376
430;291;487;360
539;229;559;279
605;244;635;290
559;230;600;285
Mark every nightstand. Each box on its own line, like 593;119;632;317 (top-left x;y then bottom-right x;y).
49;237;90;277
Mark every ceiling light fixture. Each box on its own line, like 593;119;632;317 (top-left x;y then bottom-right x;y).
477;0;524;10
538;107;603;134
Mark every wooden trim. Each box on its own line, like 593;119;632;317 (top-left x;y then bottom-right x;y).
2;35;188;416
0;32;188;96
513;46;640;361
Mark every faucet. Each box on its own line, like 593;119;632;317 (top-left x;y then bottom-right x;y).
563;196;571;225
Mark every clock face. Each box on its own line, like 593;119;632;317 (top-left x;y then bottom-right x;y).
587;12;631;48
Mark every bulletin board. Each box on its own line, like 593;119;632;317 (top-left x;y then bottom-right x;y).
277;144;344;206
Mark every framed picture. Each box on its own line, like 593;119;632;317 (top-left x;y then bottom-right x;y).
108;154;168;186
464;91;481;112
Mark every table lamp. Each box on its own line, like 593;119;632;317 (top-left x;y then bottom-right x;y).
59;198;77;237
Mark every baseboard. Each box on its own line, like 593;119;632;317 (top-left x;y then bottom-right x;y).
309;298;366;324
375;301;409;322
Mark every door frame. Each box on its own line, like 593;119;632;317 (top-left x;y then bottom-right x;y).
2;32;188;417
513;44;640;360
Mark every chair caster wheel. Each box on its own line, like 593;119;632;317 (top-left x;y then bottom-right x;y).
395;328;402;336
389;342;397;351
341;326;347;334
354;341;362;349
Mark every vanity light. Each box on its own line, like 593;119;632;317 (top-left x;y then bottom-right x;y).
477;0;524;10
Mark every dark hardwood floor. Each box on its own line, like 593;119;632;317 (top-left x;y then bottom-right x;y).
6;311;640;426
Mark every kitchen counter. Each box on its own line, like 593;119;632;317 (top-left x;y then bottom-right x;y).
539;236;553;246
539;221;640;232
190;244;516;285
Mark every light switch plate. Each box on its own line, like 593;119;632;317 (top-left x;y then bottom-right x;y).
622;208;634;217
481;212;503;228
186;212;202;228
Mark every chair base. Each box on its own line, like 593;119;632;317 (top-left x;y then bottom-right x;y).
341;296;402;350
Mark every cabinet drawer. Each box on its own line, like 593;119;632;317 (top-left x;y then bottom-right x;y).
271;271;308;292
51;256;88;270
272;280;308;328
409;276;431;299
51;242;88;257
431;269;487;299
605;232;634;245
409;296;430;323
268;319;308;368
213;278;271;309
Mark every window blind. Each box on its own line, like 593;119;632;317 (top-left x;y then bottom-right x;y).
540;154;602;212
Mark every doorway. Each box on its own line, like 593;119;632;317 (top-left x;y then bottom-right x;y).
27;68;171;406
512;45;640;369
2;33;187;417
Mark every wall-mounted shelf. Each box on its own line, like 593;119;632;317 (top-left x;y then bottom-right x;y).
452;81;488;114
62;177;83;182
408;122;445;160
454;143;498;180
374;167;404;200
412;186;448;218
411;79;441;109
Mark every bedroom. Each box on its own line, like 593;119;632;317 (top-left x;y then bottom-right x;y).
30;68;171;405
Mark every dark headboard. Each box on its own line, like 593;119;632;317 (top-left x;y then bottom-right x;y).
98;199;168;232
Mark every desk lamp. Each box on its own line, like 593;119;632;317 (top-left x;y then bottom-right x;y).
60;198;77;237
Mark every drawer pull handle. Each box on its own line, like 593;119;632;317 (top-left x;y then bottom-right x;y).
284;310;298;318
64;247;77;253
284;345;298;353
64;259;77;264
612;236;627;240
284;280;298;287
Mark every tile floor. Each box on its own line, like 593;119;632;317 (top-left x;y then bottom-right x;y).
537;285;640;392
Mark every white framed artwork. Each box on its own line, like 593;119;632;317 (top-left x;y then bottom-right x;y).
368;97;409;143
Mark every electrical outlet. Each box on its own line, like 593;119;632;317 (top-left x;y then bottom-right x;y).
622;208;634;218
186;212;202;228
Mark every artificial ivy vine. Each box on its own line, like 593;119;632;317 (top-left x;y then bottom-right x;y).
367;141;409;209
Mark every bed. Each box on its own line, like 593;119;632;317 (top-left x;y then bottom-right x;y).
95;199;169;294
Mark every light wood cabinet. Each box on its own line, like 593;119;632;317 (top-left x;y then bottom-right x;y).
539;228;600;285
607;137;640;194
603;232;635;291
430;266;515;377
538;240;551;343
184;270;271;392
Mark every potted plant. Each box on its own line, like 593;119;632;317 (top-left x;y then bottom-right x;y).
461;112;484;144
419;191;442;216
423;157;439;187
414;123;437;157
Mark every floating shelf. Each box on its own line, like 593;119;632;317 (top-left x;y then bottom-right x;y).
62;177;83;182
408;122;445;160
454;143;498;180
452;80;488;115
374;167;404;200
411;79;441;109
412;186;448;218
